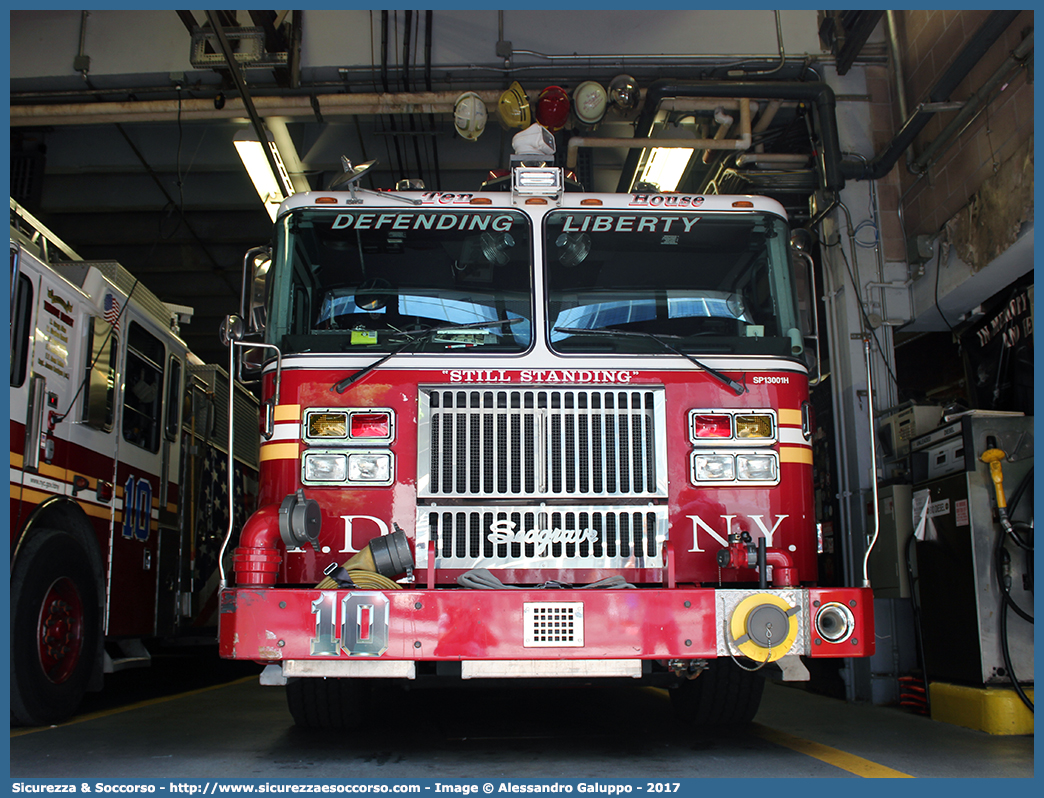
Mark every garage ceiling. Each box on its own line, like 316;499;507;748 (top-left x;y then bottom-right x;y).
10;10;880;366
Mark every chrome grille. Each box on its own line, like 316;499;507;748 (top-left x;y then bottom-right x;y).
417;387;666;498
415;506;668;570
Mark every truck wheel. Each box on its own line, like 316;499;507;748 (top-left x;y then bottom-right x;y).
11;529;101;726
669;659;766;726
286;678;373;729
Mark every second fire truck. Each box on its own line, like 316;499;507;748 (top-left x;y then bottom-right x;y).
10;201;259;725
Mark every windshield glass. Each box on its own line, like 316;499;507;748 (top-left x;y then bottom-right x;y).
545;211;800;358
268;209;533;354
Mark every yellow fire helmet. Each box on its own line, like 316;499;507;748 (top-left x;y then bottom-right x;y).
497;81;531;130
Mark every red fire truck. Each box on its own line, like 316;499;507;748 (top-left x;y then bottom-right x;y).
218;160;874;727
9;200;259;726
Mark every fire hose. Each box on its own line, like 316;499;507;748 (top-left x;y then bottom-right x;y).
457;568;635;589
980;446;1034;713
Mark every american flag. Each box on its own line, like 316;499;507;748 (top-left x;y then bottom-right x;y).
193;442;252;583
104;293;121;332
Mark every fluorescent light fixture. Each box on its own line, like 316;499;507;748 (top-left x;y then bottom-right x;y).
233;128;294;221
636;147;694;193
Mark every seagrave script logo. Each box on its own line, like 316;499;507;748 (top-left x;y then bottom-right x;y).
488;519;600;556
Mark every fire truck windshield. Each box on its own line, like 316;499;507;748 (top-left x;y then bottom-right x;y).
268;208;533;354
545;211;801;359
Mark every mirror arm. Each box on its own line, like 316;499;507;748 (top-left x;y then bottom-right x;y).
233;341;282;439
793;247;823;386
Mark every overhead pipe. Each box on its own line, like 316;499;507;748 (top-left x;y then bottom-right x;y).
841;10;1020;182
909;29;1032;175
567;98;753;170
424;10;442;189
380;10;406;181
402;10;423;182
614;80;845;193
703;106;735;164
885;12;909;126
735;152;810;167
10;90;503;127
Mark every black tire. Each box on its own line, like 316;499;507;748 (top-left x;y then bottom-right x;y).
669;658;766;727
286;678;373;729
11;529;102;726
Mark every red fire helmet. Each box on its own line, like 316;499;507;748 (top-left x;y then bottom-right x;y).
535;86;570;132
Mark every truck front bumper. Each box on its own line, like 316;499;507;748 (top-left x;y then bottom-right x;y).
219;585;874;674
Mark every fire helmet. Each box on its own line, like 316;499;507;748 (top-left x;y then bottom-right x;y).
453;92;487;140
608;74;640;113
535;86;570;132
497;81;531;129
573;80;607;126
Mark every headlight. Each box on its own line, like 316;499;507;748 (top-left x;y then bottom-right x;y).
347;452;393;484
302;450;394;485
736;452;777;481
303;453;347;482
693;453;735;481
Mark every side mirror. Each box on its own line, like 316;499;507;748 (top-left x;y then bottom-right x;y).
219;314;246;347
239;247;272;334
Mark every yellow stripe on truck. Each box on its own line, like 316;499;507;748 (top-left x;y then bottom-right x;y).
260;443;301;462
11;486;116;520
274;404;302;422
779;446;813;465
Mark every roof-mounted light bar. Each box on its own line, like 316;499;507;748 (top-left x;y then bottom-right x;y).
512;166;563;200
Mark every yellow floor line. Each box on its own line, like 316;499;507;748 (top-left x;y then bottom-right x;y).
10;675;257;738
645;687;913;778
750;723;914;778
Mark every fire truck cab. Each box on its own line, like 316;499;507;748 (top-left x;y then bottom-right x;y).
218;160;875;728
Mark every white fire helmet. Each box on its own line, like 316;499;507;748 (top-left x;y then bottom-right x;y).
454;92;488;140
573;80;607;126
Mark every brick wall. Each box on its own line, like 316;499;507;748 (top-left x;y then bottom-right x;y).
892;10;1034;238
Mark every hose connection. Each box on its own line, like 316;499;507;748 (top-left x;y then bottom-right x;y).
716;531;797;587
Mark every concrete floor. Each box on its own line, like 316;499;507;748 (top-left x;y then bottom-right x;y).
10;674;1033;780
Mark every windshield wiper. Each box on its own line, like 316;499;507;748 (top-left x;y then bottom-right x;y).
553;326;746;395
332;318;524;393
